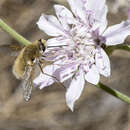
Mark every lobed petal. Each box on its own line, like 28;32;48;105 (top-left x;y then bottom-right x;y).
37;14;65;36
85;65;100;85
67;0;87;23
95;48;110;77
103;20;130;45
54;4;75;30
65;70;85;111
85;0;108;33
54;63;78;82
33;65;59;89
47;36;70;46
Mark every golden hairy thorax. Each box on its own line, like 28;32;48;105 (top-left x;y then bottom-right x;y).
12;40;44;79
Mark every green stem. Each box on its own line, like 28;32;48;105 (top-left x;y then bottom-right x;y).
106;44;130;55
96;82;130;104
0;19;31;46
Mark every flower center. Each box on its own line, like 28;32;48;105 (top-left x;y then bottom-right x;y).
67;24;107;66
67;25;96;65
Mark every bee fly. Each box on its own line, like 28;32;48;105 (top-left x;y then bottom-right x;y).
11;39;66;101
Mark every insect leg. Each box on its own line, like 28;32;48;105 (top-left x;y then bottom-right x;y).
38;62;65;88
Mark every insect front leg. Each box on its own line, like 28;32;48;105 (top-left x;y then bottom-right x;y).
39;59;54;67
38;61;65;88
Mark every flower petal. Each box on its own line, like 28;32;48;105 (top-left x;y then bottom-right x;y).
67;0;87;23
33;65;59;89
103;20;130;45
65;70;85;111
47;36;69;46
54;63;78;82
37;14;65;36
95;48;110;77
85;0;108;33
85;65;100;85
54;4;75;30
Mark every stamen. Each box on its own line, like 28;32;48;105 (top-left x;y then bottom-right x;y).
47;45;68;48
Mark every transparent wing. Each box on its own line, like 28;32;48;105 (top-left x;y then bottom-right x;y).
0;44;23;51
22;65;34;101
0;44;23;56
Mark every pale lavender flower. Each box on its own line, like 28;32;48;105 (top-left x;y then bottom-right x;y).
34;0;130;111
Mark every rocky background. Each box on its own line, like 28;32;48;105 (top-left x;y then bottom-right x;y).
0;0;130;130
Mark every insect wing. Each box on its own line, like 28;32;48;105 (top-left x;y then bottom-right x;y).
23;78;33;101
0;44;23;56
22;65;34;101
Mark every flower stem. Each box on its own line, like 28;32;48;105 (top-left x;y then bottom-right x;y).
106;44;130;55
0;19;31;46
96;82;130;104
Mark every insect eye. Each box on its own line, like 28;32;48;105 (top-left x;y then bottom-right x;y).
31;58;35;62
38;39;46;53
38;39;42;43
42;46;46;52
40;43;46;52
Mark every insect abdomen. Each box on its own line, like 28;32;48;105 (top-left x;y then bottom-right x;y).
12;48;26;79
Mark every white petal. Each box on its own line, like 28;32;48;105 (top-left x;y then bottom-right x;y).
66;70;85;111
47;37;69;46
67;0;87;23
54;63;78;82
85;65;100;85
103;20;130;45
95;48;110;77
33;65;59;89
85;0;108;33
54;4;75;30
37;14;65;36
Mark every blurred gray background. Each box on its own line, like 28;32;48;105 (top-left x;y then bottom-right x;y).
0;0;130;130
